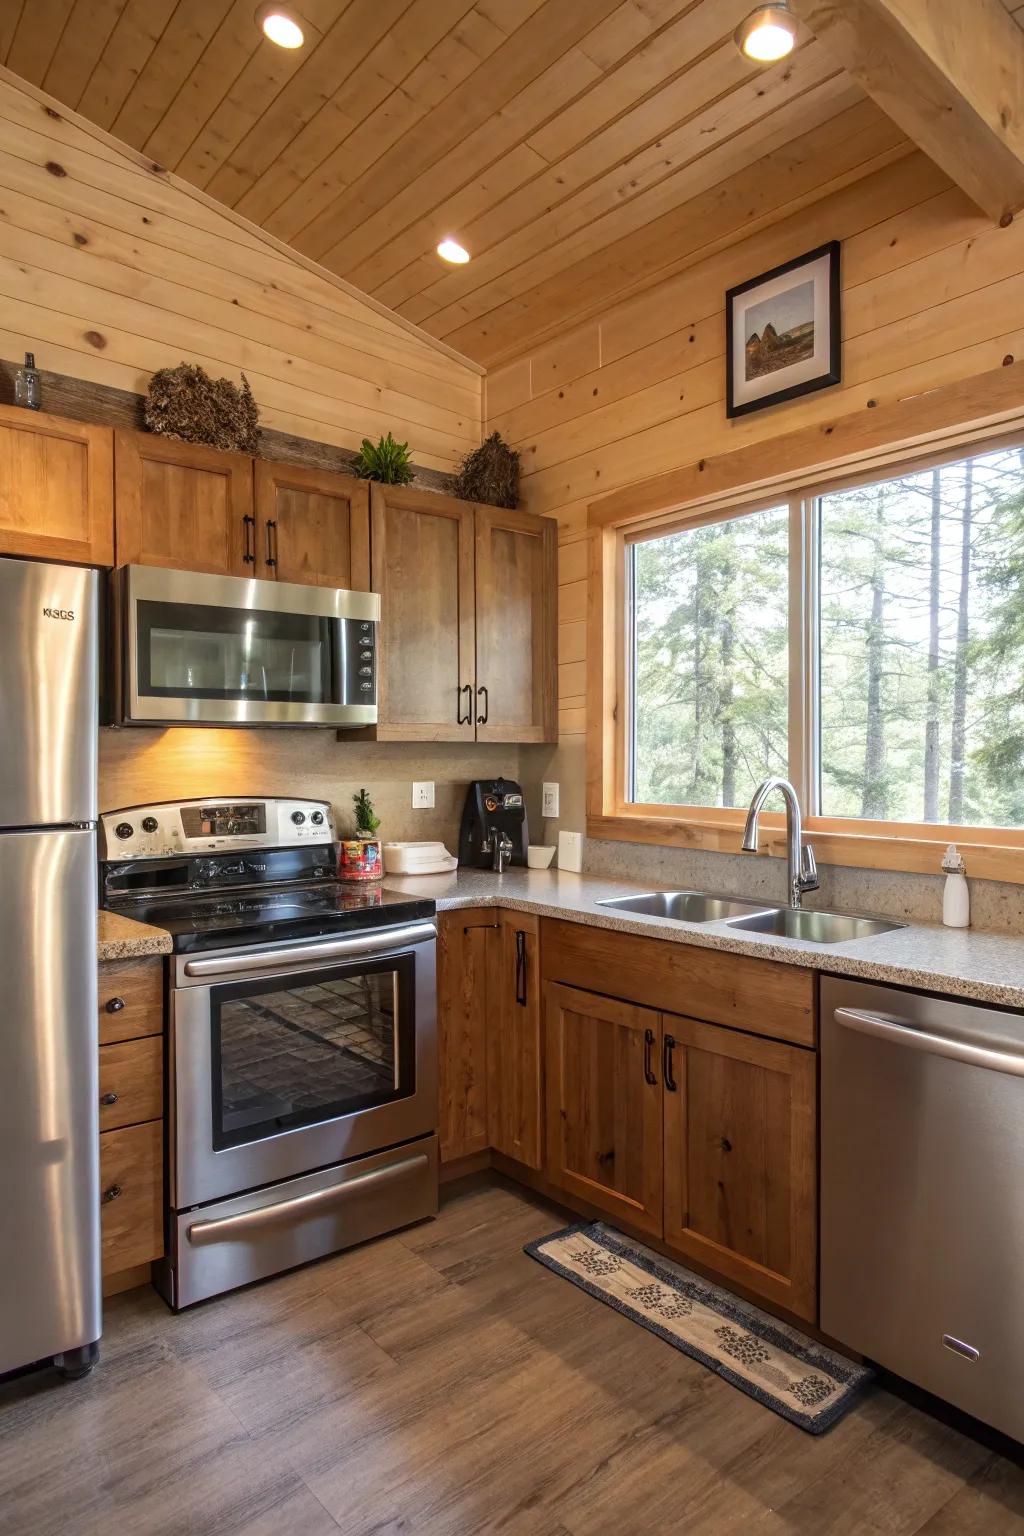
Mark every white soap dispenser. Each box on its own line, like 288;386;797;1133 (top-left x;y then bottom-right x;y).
941;844;969;928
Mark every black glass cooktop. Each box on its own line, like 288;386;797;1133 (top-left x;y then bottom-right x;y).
105;881;435;955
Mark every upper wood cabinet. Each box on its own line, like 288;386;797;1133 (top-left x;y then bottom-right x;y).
368;484;557;744
475;505;556;743
254;461;370;589
545;982;664;1238
0;405;113;565
114;430;254;575
370;483;476;742
662;1013;817;1322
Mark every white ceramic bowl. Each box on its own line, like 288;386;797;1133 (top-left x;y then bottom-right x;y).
527;845;556;870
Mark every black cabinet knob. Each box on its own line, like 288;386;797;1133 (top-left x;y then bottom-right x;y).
102;1184;122;1204
100;1091;119;1106
105;996;126;1013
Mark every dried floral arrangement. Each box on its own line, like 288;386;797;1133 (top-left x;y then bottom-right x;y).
144;363;261;454
453;431;520;508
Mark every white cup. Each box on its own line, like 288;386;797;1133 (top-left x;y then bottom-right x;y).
527;845;556;870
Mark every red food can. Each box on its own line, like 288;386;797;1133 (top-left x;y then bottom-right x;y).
337;837;382;881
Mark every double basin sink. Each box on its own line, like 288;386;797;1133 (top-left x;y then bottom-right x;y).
597;889;904;944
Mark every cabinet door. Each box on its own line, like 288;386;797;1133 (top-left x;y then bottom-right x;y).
545;983;663;1237
488;911;543;1169
370;484;475;741
436;908;496;1162
114;429;254;575
0;405;113;564
663;1014;817;1321
254;461;370;588
474;505;556;743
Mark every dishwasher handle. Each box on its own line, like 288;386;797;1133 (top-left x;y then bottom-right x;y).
834;1006;1024;1079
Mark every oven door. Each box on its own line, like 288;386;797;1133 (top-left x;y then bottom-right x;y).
171;923;436;1208
116;564;379;727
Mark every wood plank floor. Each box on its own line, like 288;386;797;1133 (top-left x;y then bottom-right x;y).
1;1176;1022;1536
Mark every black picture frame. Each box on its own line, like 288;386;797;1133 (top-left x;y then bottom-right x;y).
725;241;841;419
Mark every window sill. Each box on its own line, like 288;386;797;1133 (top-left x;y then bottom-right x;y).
587;811;1024;885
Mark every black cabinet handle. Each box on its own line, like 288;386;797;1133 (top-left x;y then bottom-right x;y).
514;929;527;1006
265;518;277;567
105;996;125;1014
476;684;489;725
102;1184;122;1204
643;1028;657;1085
100;1091;118;1106
457;683;473;724
242;513;256;564
663;1034;678;1092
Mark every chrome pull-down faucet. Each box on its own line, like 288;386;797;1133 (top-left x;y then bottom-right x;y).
741;776;819;909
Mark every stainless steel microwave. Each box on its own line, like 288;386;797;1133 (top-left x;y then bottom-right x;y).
113;565;379;727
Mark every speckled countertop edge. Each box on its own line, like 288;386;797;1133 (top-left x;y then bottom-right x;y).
381;868;1024;1011
97;908;173;962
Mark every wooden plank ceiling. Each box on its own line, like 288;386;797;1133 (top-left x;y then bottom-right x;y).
0;0;1011;369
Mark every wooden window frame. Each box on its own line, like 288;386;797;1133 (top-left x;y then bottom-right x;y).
586;396;1024;884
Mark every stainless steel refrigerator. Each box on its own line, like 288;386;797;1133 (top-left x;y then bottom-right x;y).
0;556;101;1378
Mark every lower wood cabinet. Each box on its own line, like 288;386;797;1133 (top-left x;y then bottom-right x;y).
99;1120;164;1278
488;912;543;1169
97;955;165;1292
545;983;663;1237
436;909;543;1171
662;1013;817;1322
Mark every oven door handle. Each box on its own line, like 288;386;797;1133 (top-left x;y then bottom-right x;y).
182;920;437;977
185;1152;429;1246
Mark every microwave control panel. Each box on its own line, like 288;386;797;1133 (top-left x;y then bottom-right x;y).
100;797;335;860
343;618;377;704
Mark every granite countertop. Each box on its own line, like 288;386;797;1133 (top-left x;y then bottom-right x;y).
97;909;174;963
380;867;1024;1011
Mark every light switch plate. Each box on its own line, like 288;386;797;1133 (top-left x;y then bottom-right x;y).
558;830;583;872
411;781;435;809
542;781;560;818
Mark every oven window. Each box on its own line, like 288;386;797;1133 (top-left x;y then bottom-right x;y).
210;957;415;1149
136;599;336;703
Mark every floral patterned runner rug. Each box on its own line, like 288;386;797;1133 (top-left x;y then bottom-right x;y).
525;1222;873;1435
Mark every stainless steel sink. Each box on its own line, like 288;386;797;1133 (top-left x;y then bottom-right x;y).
597;890;772;923
726;908;905;943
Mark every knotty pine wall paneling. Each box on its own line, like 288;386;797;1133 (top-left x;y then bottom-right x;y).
493;152;1024;849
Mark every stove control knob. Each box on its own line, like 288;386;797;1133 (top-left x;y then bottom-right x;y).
291;810;306;825
310;810;325;825
114;822;134;841
141;816;158;833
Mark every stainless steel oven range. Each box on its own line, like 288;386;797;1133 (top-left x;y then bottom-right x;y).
101;797;438;1309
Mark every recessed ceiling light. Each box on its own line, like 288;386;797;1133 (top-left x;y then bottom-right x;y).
437;237;470;265
735;3;796;62
257;6;304;48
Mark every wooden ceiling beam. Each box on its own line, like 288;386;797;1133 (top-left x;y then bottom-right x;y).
792;0;1024;222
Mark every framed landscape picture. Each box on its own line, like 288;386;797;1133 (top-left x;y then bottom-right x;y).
726;241;841;419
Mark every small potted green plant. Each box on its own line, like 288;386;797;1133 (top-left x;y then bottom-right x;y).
338;787;383;882
352;432;414;484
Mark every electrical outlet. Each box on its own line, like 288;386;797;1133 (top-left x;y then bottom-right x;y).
542;781;560;818
411;781;435;809
558;830;583;872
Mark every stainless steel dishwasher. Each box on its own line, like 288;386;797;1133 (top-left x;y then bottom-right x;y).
820;976;1024;1442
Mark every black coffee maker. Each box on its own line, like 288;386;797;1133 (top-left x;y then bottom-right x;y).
458;778;529;871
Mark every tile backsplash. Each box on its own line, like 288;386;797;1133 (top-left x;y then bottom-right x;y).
99;728;528;850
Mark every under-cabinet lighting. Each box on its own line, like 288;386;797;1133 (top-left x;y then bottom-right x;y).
436;238;470;265
735;3;796;62
257;6;305;48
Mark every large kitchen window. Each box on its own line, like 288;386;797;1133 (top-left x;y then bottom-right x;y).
627;439;1024;839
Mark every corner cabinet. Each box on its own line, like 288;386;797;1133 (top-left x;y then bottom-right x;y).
436;909;544;1171
368;485;557;743
0;405;113;565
